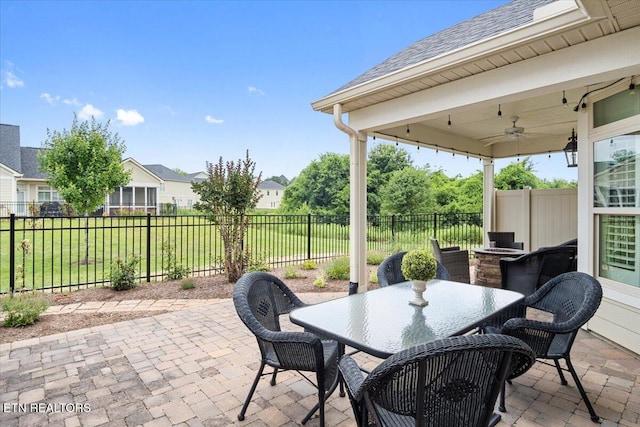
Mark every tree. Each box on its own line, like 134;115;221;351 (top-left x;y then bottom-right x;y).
494;158;541;190
280;153;350;214
173;168;188;176
380;167;434;215
38;116;130;264
192;151;262;282
368;144;413;216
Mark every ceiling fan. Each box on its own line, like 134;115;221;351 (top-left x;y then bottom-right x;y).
480;116;528;146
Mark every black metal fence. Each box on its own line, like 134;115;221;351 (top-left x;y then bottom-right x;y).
0;212;482;294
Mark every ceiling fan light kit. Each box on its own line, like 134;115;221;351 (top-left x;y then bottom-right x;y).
505;116;525;138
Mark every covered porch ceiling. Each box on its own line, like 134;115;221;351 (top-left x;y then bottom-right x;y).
312;0;640;161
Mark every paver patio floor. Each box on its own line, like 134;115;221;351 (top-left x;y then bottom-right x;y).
1;293;639;427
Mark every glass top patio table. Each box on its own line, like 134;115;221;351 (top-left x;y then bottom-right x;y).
290;280;524;359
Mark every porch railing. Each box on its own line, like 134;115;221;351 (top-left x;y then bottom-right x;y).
0;212;482;294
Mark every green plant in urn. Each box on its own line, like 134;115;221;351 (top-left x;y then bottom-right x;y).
401;249;437;307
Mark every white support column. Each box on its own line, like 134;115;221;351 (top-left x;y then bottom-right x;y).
357;134;367;292
576;106;591;274
482;160;495;247
334;104;368;293
349;133;368;293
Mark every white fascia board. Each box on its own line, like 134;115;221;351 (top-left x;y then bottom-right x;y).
0;162;22;177
123;158;163;183
312;1;588;112
349;27;640;131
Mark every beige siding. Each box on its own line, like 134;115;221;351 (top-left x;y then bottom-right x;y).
0;167;15;202
589;298;640;355
159;180;199;208
495;187;577;250
126;162;158;184
256;188;283;209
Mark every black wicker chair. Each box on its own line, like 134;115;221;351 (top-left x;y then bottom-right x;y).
233;272;341;426
487;231;524;250
377;251;450;288
430;238;470;283
500;245;578;296
485;272;603;422
339;334;535;427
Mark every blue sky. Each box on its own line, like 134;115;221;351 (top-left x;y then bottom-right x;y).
0;0;576;182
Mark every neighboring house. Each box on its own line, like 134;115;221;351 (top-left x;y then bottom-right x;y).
106;158;163;215
312;0;640;353
141;164;202;210
0;124;61;216
0;123;206;215
257;179;285;209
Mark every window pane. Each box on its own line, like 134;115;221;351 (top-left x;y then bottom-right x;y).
599;215;639;287
122;187;133;205
37;186;49;202
594;89;640;127
135;187;145;205
109;190;120;205
594;133;640;208
147;188;156;205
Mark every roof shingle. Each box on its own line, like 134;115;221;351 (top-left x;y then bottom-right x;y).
332;0;554;94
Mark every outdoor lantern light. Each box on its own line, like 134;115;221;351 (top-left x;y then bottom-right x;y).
564;129;578;168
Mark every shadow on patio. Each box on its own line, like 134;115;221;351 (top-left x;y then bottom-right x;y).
1;293;638;426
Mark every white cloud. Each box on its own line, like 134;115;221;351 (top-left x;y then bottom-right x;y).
116;109;145;126
205;115;224;124
63;97;81;106
4;71;24;88
247;86;265;96
40;93;60;104
78;104;104;120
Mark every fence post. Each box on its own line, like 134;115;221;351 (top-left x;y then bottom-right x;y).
307;213;311;260
9;214;15;293
146;213;151;282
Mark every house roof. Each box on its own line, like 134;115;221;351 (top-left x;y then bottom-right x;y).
310;0;640;161
259;179;285;190
143;164;192;182
334;0;554;94
312;0;640;115
0;124;22;173
185;171;207;182
20;147;47;179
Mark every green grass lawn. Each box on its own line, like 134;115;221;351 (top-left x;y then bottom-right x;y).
1;214;480;293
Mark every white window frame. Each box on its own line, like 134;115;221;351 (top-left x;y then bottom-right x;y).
37;185;62;202
588;84;640;306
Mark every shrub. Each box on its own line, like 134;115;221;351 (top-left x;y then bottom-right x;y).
284;266;302;279
325;257;350;280
369;269;379;284
247;252;270;272
162;241;190;280
180;278;196;290
366;251;386;265
1;292;50;327
110;256;140;291
313;273;327;288
401;250;436;281
300;260;317;270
